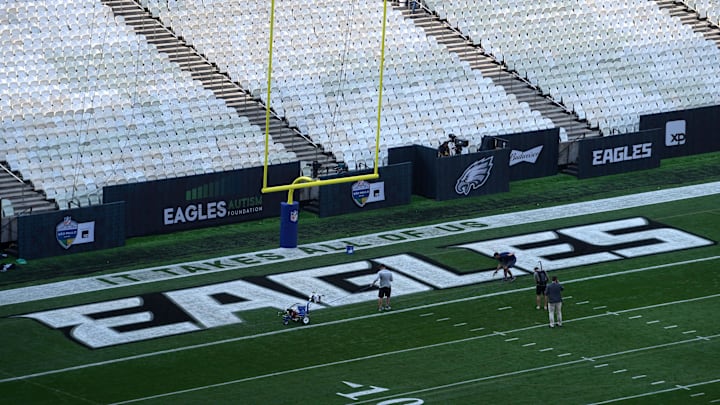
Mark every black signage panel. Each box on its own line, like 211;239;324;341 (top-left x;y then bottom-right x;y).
388;145;510;200
17;202;125;259
490;128;560;181
576;130;661;179
639;104;720;159
434;149;510;201
317;163;412;218
104;163;299;237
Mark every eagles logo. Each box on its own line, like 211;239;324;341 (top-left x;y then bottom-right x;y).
455;156;494;195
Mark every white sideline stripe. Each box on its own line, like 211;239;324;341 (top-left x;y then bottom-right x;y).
346;338;720;405
3;290;720;385
113;334;720;405
2;182;719;307
587;379;720;404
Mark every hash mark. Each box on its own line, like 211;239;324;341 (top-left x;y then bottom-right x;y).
436;318;450;322
453;323;467;327
419;313;434;317
576;300;590;305
632;375;647;379
594;364;609;368
613;369;627;374
646;320;660;324
664;325;678;329
682;330;697;334
593;306;607;310
628;315;642;319
690;393;705;397
651;381;665;385
539;348;554;352
505;337;519;342
470;327;485;332
522;343;536;347
557;353;572;357
497;306;512;311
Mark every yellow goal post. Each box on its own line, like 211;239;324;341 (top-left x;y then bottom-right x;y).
261;0;391;204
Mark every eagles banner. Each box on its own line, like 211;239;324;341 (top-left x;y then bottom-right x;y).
436;149;510;201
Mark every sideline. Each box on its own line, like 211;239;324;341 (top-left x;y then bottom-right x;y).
1;256;718;386
1;181;719;307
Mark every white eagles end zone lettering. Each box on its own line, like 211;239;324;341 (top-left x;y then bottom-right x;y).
14;216;714;348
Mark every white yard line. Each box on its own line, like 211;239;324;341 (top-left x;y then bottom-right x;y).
587;379;720;404
2;181;718;307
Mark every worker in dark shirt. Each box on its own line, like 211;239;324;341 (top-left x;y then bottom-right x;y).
493;251;517;282
545;276;564;328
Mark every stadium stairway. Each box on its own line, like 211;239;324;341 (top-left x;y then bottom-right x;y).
100;0;338;171
0;163;58;218
655;0;720;45
392;2;600;149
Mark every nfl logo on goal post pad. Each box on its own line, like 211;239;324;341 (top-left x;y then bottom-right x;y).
279;201;300;248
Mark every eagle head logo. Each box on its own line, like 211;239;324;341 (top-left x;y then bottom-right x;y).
455;156;494;195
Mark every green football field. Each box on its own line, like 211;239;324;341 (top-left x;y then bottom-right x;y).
1;180;719;404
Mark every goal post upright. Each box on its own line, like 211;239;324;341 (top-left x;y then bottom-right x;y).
262;0;390;247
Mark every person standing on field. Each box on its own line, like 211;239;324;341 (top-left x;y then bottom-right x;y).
545;276;564;328
372;265;393;311
534;266;549;310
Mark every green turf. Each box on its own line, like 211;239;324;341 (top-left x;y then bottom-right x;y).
0;152;719;404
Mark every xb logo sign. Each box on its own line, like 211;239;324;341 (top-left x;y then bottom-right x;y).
665;120;686;146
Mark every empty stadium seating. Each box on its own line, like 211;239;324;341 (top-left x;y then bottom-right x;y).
0;0;294;208
1;0;719;211
422;0;720;134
